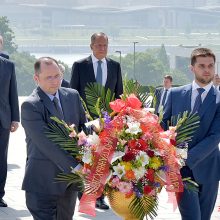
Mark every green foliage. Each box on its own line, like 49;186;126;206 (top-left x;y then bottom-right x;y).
11;51;36;96
0;16;17;53
129;195;158;219
46;117;81;157
84;83;115;118
55;172;84;190
171;111;200;144
157;44;169;71
123;78;151;106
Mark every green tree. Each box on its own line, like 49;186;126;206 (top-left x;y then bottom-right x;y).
0;16;17;53
157;44;169;71
11;52;36;96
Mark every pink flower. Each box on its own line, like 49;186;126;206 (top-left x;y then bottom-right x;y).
118;182;133;194
77;131;87;145
111;176;120;187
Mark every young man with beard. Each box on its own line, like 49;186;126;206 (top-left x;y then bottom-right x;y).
163;48;220;220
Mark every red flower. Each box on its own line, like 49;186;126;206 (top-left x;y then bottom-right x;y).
128;140;136;149
147;150;155;157
137;139;148;151
145;168;155;182
109;99;126;112
122;151;136;161
126;94;142;109
170;139;176;146
128;139;148;151
144;185;153;194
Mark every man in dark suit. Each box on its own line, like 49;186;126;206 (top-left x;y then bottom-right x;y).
59;63;70;88
70;32;123;101
154;74;172;114
0;35;9;59
70;32;123;210
0;56;19;207
21;57;87;220
163;48;220;220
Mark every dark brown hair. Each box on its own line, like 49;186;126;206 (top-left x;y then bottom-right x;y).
164;75;173;82
191;48;216;66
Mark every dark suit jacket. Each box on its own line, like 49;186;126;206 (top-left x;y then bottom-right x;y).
61;79;70;88
0;56;19;128
0;52;9;59
70;55;123;102
21;87;87;195
153;87;163;113
163;84;220;184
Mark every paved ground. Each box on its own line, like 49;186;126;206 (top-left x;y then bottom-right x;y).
0;97;219;220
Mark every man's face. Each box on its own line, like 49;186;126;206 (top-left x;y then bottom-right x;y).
191;56;215;87
34;61;62;95
90;35;108;60
163;78;172;89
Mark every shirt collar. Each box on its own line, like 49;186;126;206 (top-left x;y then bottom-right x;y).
91;53;106;64
192;80;213;93
47;91;60;101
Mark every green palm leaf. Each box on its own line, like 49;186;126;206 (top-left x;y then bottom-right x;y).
123;79;151;105
171;111;200;144
46;117;81;157
129;195;158;219
55;172;84;190
85;82;115;117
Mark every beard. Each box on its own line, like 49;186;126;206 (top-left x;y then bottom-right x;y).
195;75;214;85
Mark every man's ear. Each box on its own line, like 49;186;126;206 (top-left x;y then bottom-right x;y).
33;74;38;83
190;65;194;73
90;43;93;50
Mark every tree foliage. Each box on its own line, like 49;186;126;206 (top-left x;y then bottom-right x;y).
0;16;17;54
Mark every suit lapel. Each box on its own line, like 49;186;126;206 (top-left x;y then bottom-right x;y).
182;84;192;112
199;86;216;118
58;89;70;122
105;58;111;88
37;87;60;119
87;56;96;82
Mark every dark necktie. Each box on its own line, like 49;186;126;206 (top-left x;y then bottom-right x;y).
53;96;64;120
161;89;168;106
96;60;102;85
192;88;205;113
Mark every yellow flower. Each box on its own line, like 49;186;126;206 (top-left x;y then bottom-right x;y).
121;161;132;171
149;156;162;169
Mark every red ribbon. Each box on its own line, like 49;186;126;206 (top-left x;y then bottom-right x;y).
79;128;117;216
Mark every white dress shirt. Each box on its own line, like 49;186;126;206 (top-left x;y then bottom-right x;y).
91;53;107;86
191;81;213;111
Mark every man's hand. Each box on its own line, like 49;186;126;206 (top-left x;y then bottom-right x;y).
10;121;19;132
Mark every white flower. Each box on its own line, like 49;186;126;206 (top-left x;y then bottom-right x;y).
136;151;149;166
111;151;125;163
133;166;146;180
176;148;188;160
82;149;92;164
87;132;100;145
113;164;126;179
125;122;142;135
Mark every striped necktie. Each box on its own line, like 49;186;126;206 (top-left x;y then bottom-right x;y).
53;96;64;120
